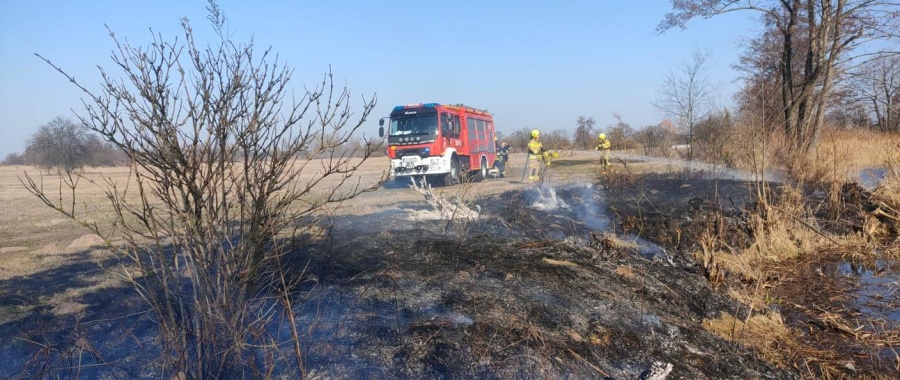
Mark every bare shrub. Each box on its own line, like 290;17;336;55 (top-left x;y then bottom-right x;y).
23;6;382;378
506;128;532;153
635;124;675;157
541;129;572;151
606;112;639;150
693;109;736;167
506;127;571;153
409;177;481;235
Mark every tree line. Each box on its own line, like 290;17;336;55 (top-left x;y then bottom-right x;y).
2;116;383;170
657;0;900;169
2;116;127;169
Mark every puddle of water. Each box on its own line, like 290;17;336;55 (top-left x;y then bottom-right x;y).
817;260;899;329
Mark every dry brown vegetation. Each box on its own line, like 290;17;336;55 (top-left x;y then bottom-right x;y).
633;126;900;377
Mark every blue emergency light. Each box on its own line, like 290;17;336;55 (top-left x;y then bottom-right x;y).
393;103;439;111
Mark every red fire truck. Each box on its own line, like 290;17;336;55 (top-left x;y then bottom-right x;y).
379;103;497;185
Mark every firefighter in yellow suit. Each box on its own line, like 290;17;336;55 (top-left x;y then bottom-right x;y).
595;132;611;171
527;129;544;182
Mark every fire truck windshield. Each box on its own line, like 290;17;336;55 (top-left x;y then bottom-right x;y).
389;114;437;136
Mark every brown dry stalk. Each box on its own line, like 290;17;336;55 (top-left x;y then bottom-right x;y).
769;204;843;247
566;347;610;376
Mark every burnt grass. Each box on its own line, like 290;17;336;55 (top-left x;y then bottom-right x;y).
4;171;894;378
600;171;900;377
282;179;793;379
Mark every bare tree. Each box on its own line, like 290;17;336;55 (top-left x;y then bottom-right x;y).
608;112;637;150
9;117;125;168
542;129;573;151
506;127;571;153
659;0;900;158
507;127;534;153
25;117;92;170
845;55;900;132
734;26;787;135
573;115;596;150
653;49;715;161
23;4;382;378
636;123;676;156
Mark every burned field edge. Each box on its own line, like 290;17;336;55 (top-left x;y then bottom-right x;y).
274;185;793;379
600;171;900;378
1;170;896;378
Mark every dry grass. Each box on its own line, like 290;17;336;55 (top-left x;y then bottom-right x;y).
0;158;390;328
684;128;900;378
0;166;130;279
870;140;900;236
741;185;824;266
702;310;897;378
702;311;793;366
613;265;635;279
767;129;900;187
816;129;900;174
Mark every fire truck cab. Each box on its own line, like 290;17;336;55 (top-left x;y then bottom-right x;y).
379;103;496;185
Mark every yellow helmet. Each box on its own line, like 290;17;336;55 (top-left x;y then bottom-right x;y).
598;133;606;140
531;129;540;138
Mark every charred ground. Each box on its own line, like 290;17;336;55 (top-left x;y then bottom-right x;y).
599;171;899;377
286;182;792;379
2;160;897;379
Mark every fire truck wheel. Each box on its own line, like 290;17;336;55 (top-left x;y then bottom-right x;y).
478;157;488;181
444;156;460;186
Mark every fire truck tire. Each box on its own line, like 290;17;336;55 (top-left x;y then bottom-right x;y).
478;157;488;181
443;156;460;186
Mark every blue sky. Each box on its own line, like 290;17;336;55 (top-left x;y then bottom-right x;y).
0;1;760;158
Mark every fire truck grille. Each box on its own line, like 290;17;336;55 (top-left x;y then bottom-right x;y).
396;148;430;159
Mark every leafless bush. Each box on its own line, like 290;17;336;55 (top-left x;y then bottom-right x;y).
22;5;382;378
542;129;572;151
606;113;639;150
506;127;571;153
635;124;675;157
693;109;737;167
409;177;481;235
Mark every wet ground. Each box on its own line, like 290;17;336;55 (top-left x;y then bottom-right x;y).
599;171;900;377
